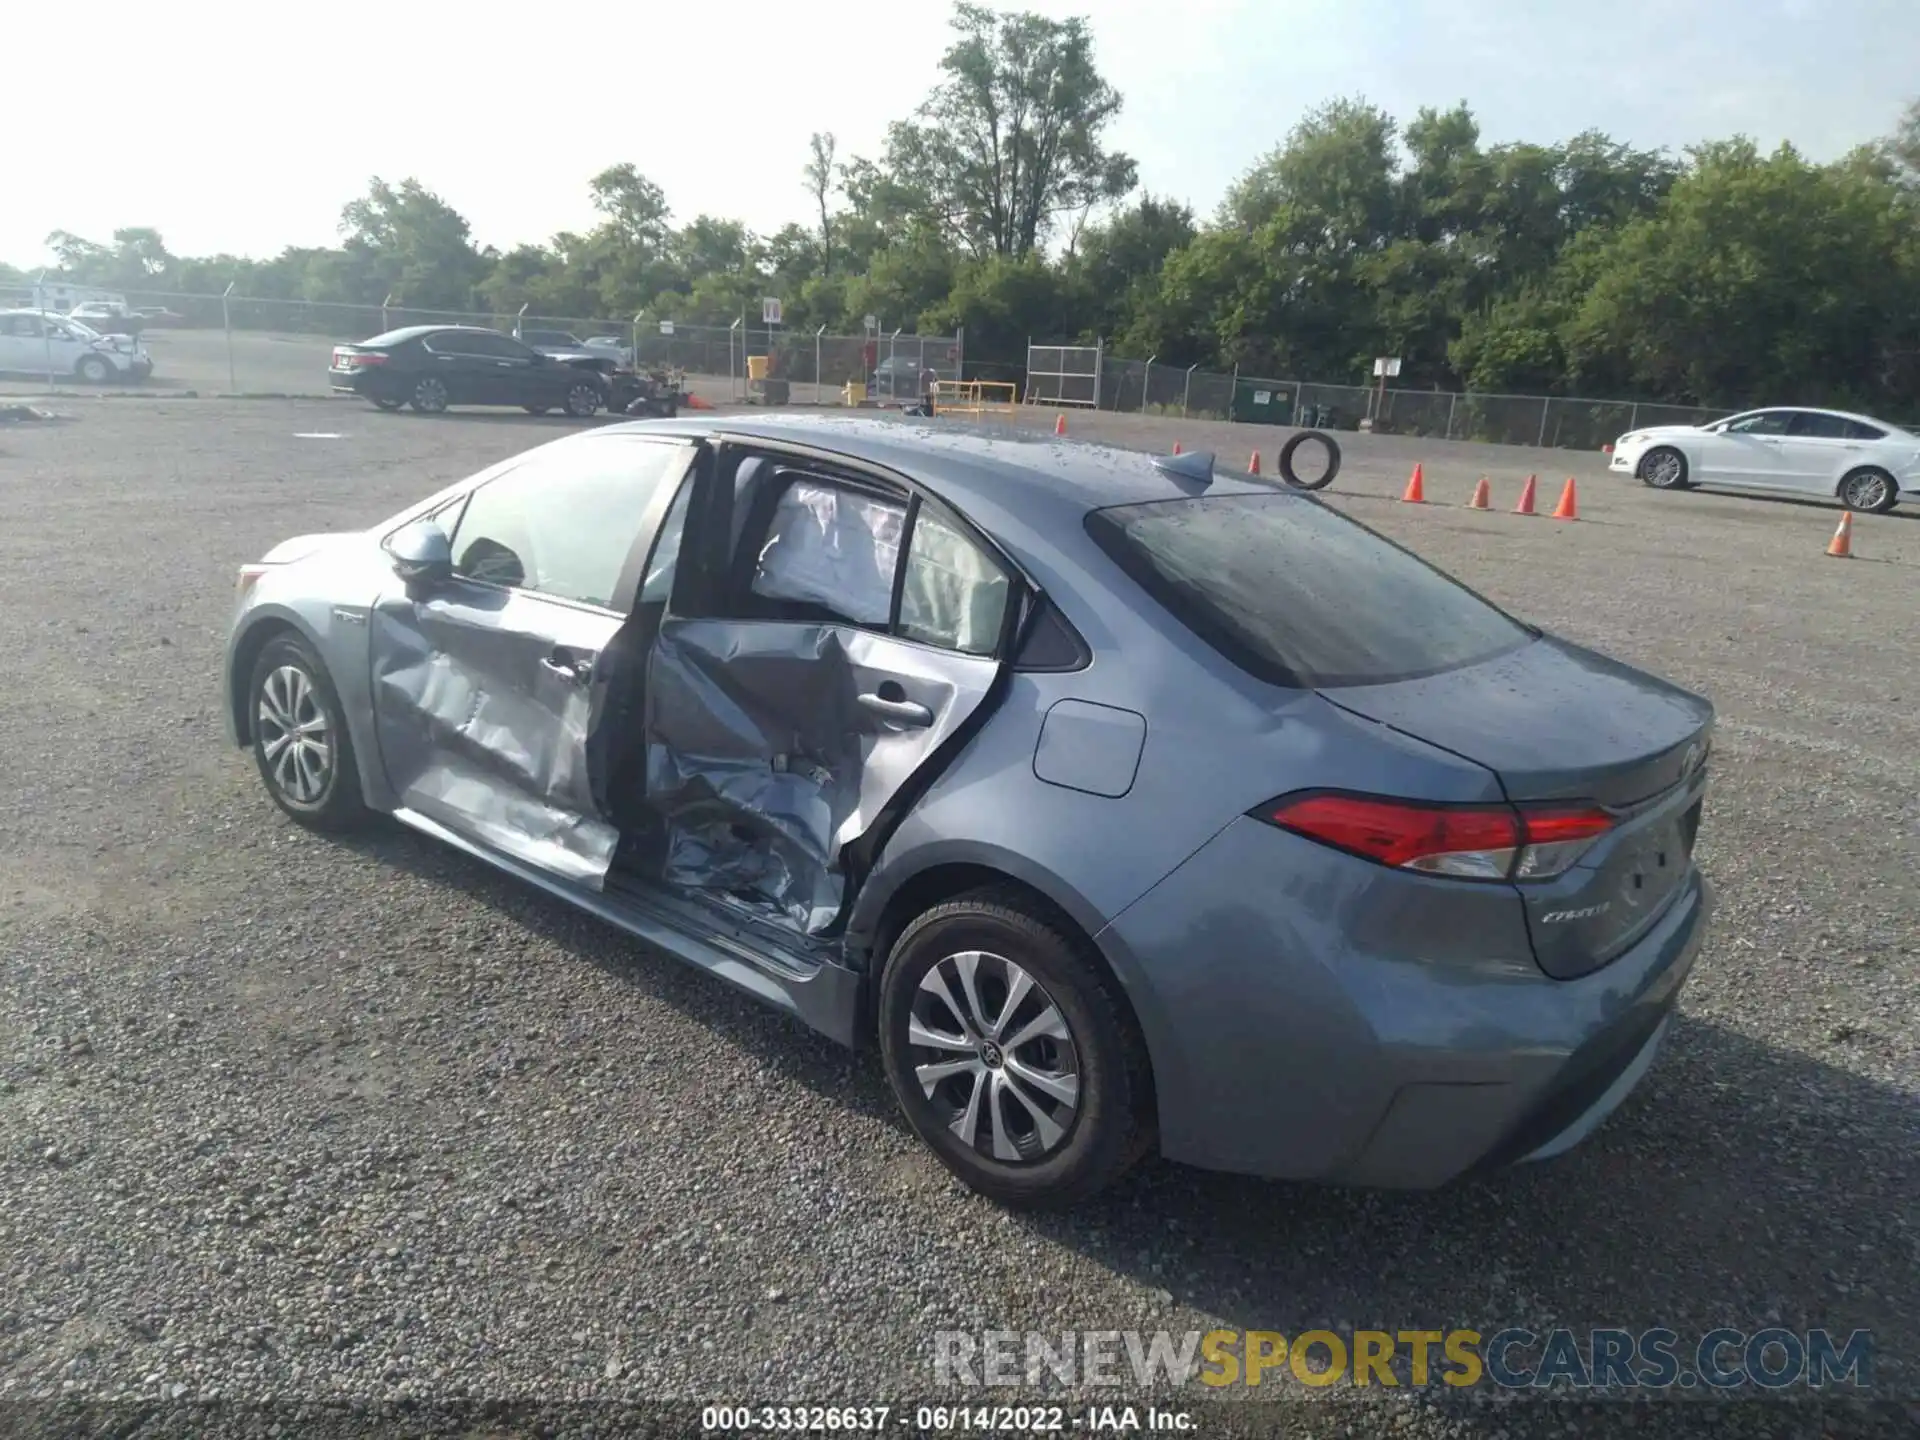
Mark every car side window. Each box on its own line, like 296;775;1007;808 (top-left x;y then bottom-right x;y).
471;332;533;359
639;478;694;604
1726;412;1790;435
449;439;693;608
1842;419;1886;440
1786;412;1850;439
898;507;1010;655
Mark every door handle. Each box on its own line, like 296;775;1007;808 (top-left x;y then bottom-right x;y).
858;692;933;727
540;651;593;685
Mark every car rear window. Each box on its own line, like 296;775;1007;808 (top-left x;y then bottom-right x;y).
1085;493;1533;687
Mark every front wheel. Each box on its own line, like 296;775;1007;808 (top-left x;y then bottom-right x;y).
878;890;1154;1209
564;381;603;418
246;636;368;831
75;354;114;383
1638;446;1690;490
1838;467;1899;514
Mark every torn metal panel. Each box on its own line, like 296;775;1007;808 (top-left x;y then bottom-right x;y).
643;617;998;935
370;590;621;887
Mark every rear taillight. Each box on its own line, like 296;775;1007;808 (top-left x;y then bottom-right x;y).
1257;792;1613;882
333;349;384;368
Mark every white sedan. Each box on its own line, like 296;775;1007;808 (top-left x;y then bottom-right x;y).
1609;406;1920;513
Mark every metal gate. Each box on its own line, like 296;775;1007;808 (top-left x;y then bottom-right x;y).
1025;340;1103;407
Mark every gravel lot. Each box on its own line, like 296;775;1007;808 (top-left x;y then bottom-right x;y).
0;400;1914;1437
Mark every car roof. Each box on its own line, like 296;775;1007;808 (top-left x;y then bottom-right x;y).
603;412;1272;514
1741;404;1905;431
587;412;1282;592
361;324;501;344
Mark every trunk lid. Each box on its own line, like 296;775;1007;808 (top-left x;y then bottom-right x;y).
1322;636;1713;978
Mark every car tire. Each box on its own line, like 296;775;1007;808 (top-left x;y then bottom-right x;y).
246;635;369;832
1637;446;1690;490
1838;467;1899;514
878;889;1154;1209
369;395;406;412
564;382;603;419
522;404;552;416
409;376;450;414
75;354;114;384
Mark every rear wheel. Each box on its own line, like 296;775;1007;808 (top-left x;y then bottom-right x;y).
369;394;405;412
522;403;552;416
246;636;368;831
1638;446;1690;490
1838;467;1899;514
409;376;449;413
564;381;603;418
878;890;1153;1208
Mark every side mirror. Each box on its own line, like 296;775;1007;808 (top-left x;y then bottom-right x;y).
383;519;453;586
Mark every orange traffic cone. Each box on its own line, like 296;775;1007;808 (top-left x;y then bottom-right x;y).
1827;511;1854;558
1469;477;1491;510
1514;474;1538;515
1249;450;1262;475
1551;477;1579;520
1054;413;1067;436
1401;463;1426;503
1172;441;1182;455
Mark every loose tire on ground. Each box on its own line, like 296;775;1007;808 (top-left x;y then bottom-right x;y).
1278;429;1341;490
878;888;1154;1209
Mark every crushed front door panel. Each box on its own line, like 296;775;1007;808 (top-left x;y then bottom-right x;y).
370;586;623;886
642;617;998;934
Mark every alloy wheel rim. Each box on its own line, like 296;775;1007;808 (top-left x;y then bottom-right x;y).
417;378;446;409
1648;453;1681;486
569;385;598;414
909;950;1080;1164
257;664;333;804
1847;474;1887;509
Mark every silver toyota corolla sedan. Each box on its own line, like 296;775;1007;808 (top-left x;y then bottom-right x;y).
223;415;1714;1208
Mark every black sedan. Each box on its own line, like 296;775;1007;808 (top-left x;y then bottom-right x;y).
330;325;609;417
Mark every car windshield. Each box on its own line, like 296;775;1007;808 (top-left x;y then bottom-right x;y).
1086;492;1534;688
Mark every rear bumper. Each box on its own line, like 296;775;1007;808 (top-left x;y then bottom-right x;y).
1096;816;1711;1187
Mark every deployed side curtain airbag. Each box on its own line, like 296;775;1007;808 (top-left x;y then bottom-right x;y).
751;479;904;624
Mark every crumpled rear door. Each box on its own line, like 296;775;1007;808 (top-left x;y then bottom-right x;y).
643;618;997;933
639;463;1009;936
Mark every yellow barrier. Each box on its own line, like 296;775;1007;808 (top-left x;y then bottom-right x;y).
932;380;1018;417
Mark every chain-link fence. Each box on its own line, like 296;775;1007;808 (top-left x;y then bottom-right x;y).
0;287;962;407
1058;347;1741;449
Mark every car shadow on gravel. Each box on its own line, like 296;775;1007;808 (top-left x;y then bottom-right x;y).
325;824;1912;1403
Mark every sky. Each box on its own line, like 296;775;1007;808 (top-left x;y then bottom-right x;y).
9;0;1917;270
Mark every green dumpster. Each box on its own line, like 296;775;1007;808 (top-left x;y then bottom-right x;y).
1229;379;1294;425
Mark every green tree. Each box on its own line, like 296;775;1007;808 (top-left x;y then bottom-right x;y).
803;133;838;277
339;178;488;310
1562;139;1918;405
882;4;1136;258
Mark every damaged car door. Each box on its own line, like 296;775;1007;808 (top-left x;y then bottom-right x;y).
640;450;1012;937
369;434;698;886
